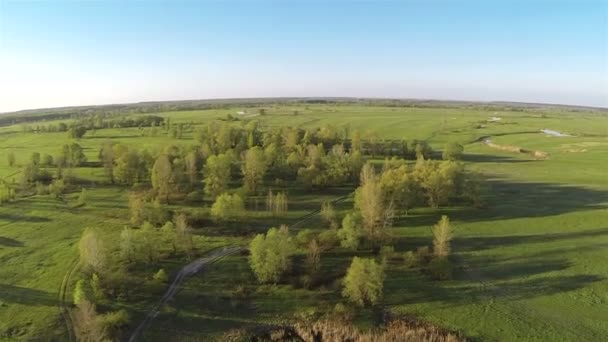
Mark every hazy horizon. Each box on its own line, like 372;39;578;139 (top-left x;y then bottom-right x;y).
1;0;606;112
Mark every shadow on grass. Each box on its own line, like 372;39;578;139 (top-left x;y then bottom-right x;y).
453;227;608;252
0;213;51;223
0;284;56;306
385;266;604;307
395;178;608;228
461;153;536;163
0;237;24;247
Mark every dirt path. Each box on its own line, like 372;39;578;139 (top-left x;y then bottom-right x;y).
127;246;243;342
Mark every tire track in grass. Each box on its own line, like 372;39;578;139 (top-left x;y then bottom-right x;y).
57;256;79;342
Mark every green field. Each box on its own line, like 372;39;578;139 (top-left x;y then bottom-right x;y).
1;103;607;341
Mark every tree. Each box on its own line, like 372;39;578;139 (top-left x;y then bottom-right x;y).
7;152;15;167
79;229;106;274
342;257;385;306
69;125;87;139
137;223;160;264
151;154;174;202
128;194;145;226
432;215;453;258
305;239;321;285
76;188;87;206
0;183;16;204
351;130;362;152
30;152;41;166
42;154;54;166
99;141;116;183
443;142;464;161
274;192;288;215
114;150;142;185
203;153;233;199
413;159;462;208
98;141;116;182
216;123;233;153
242;146;267;194
61;143;87;167
73;299;107;341
175;213;194;257
354;163;392;246
184;150;200;186
120;227;136;262
249;226;294;283
463;171;485;208
380;165;417;214
337;212;363;250
210;193;245;221
320;201;337;228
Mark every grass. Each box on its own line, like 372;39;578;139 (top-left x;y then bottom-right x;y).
0;104;607;341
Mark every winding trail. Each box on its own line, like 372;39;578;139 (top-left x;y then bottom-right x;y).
128;246;243;342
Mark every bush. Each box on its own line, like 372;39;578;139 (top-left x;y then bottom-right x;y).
153;269;168;283
332;302;355;322
428;257;453;280
416;246;432;266
73;279;90;305
98;309;130;338
318;230;339;250
403;251;417;268
296;229;316;247
379;245;395;263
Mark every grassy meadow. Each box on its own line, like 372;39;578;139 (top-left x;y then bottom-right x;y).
1;103;607;341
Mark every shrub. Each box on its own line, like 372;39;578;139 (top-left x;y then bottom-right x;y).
428;257;453;280
379;245;395;263
318;230;339;250
73;279;90;305
416;246;432;266
98;309;130;338
442;142;464;161
153;269;168;283
403;251;417;268
296;229;316;247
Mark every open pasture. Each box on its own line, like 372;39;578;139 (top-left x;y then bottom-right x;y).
0;103;607;341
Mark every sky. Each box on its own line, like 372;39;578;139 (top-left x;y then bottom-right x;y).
0;0;606;112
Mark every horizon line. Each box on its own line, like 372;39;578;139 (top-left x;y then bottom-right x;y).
3;96;607;115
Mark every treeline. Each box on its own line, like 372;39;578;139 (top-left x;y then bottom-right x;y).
4;97;588;128
19;115;165;137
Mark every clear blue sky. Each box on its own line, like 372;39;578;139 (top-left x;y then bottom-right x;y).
0;0;606;112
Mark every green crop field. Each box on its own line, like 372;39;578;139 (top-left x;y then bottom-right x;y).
1;102;607;341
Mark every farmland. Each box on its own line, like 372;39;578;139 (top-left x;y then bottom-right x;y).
1;101;607;341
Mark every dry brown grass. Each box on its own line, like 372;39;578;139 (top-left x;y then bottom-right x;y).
219;318;467;342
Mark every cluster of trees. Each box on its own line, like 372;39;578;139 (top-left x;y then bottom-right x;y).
12;144;87;200
335;158;480;252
